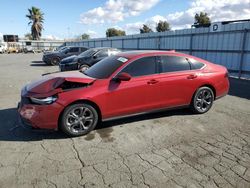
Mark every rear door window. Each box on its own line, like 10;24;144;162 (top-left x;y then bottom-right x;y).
69;47;79;53
160;56;191;73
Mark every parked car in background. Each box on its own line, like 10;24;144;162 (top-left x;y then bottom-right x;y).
18;50;229;137
23;42;34;53
43;46;88;65
0;42;7;53
0;44;5;53
59;47;120;72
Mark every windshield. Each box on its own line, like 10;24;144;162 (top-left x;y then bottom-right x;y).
79;49;98;57
84;56;129;79
57;46;66;51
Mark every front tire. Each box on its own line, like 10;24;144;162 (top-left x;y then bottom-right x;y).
191;87;214;114
79;64;90;72
51;57;60;65
60;103;98;137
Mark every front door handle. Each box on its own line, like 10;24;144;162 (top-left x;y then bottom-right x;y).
187;74;197;79
147;79;159;85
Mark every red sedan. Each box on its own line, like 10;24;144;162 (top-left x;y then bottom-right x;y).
18;51;229;136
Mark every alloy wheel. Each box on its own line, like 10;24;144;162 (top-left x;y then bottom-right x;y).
195;89;213;112
51;58;60;65
80;65;89;72
66;106;94;133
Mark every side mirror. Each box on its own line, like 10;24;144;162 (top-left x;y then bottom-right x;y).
113;72;131;82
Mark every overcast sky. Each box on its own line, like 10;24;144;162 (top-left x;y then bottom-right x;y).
0;0;249;40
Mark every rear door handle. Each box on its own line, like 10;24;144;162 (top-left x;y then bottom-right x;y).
187;74;197;79
147;79;159;85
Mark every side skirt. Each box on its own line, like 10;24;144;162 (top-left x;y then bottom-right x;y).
102;104;190;122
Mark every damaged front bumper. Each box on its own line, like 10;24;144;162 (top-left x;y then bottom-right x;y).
17;97;65;130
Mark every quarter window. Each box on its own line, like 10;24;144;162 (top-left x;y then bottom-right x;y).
80;47;88;52
188;58;205;69
122;56;157;77
160;56;191;73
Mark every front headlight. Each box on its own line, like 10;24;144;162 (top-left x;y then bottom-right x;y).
30;96;58;105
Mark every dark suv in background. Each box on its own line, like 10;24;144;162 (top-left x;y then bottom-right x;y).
43;46;88;65
59;47;120;71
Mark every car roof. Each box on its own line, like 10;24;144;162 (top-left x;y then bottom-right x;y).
67;46;89;48
116;50;185;58
115;50;212;65
90;47;119;50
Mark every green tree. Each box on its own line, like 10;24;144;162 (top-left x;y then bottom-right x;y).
24;33;32;40
106;28;126;37
140;24;153;33
81;33;90;40
26;7;44;40
194;12;211;28
156;21;170;32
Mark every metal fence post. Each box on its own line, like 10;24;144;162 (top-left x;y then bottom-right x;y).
158;36;161;50
122;39;124;50
137;38;140;50
239;29;248;79
189;34;193;55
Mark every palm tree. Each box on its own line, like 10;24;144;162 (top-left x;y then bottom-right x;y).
26;7;44;40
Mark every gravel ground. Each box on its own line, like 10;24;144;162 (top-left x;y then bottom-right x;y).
0;53;250;188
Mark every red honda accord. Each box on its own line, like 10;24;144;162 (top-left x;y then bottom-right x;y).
18;51;229;136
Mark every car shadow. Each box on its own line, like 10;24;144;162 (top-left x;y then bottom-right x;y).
31;61;44;64
30;61;51;67
0;107;192;142
228;77;250;100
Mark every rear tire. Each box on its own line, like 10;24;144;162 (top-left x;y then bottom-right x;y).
60;103;98;137
191;87;214;114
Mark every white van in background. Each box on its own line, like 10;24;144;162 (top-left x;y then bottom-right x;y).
0;42;7;53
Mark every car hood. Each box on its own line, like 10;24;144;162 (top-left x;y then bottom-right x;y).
23;71;95;98
43;51;60;56
60;55;78;64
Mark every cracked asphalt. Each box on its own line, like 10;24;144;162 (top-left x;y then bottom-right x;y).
0;53;250;188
